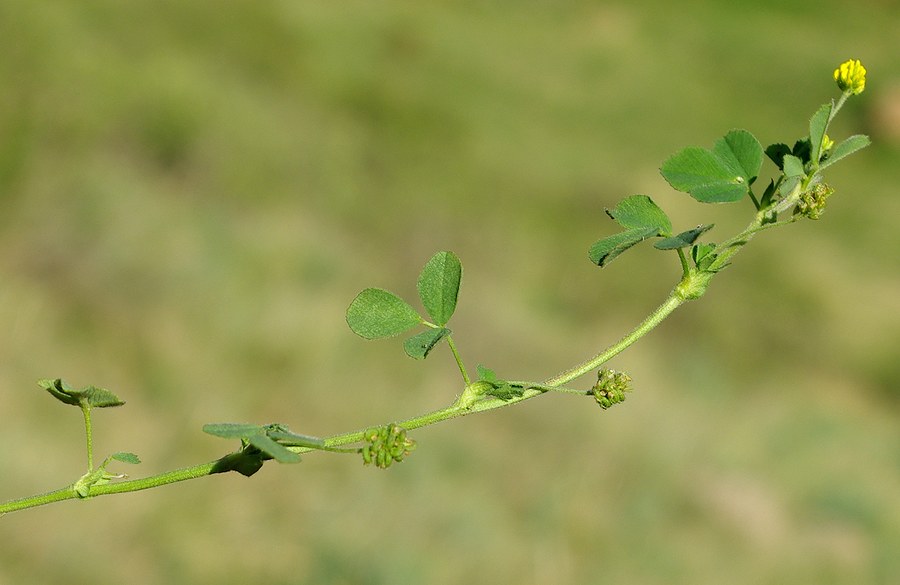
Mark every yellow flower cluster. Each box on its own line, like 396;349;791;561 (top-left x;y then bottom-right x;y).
834;59;866;95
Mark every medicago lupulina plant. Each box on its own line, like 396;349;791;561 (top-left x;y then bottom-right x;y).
0;60;871;515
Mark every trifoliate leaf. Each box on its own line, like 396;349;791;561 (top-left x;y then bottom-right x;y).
204;423;305;465
661;129;762;203
111;452;141;465
346;288;422;339
403;327;451;359
38;379;124;408
588;227;658;267
605;195;672;235
204;422;324;453
417;251;462;326
654;224;714;250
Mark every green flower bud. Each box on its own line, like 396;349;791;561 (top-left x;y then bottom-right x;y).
591;369;632;410
795;183;834;220
361;424;416;469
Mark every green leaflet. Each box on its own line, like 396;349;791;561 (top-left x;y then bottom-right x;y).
110;452;141;465
661;129;763;203
820;134;870;169
589;195;672;267
203;422;324;465
605;195;672;235
809;102;832;164
654;224;714;250
589;227;659;267
417;251;462;327
346;288;422;339
404;327;451;360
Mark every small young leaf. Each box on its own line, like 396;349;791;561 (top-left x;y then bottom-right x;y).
759;179;777;209
820;134;870;169
654;224;714;250
468;364;523;401
247;434;302;464
476;364;498;383
403;327;451;359
346;288;422;339
605;195;672;235
765;143;791;169
111;452;141;465
485;382;525;401
588;227;658;267
692;243;717;271
791;139;812;165
809;102;833;164
417;251;462;326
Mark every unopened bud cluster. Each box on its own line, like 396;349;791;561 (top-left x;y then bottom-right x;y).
361;424;416;469
796;183;834;220
591;369;632;410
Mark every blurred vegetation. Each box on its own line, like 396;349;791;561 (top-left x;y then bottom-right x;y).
1;1;898;583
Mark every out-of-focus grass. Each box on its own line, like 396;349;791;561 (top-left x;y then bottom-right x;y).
1;1;898;584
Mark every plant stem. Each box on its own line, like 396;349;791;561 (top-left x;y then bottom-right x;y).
446;336;470;385
542;292;685;387
82;405;94;472
0;196;807;516
0;461;220;515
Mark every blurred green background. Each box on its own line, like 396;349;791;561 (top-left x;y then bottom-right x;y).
1;1;899;583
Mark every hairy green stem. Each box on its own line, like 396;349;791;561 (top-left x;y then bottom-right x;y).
0;461;219;515
82;405;94;472
542;292;685;388
0;174;826;516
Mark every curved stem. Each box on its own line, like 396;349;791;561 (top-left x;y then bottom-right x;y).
542;292;685;387
0;184;812;516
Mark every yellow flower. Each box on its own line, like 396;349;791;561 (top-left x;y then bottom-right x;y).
833;59;866;95
821;134;834;152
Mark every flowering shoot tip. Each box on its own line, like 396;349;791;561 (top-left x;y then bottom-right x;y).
834;59;866;95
